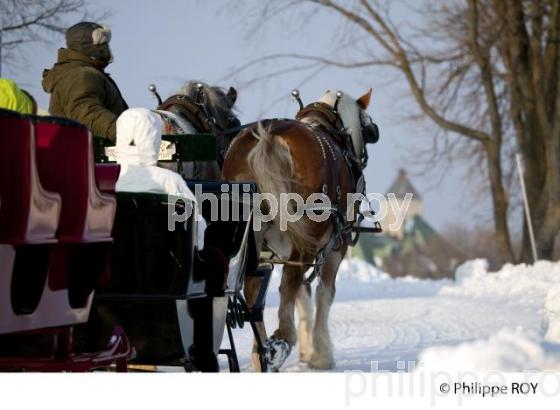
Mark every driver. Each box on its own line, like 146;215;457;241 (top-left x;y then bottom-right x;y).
42;22;128;142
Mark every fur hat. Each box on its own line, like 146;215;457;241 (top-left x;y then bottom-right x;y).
66;22;113;66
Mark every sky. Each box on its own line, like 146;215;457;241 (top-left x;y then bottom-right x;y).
3;0;488;231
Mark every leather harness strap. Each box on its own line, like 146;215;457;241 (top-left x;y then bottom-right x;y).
312;130;340;205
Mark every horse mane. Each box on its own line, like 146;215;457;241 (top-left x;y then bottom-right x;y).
175;80;234;130
317;90;364;158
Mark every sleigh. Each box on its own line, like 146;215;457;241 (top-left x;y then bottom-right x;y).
0;109;271;372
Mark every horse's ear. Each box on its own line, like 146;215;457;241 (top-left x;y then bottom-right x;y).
356;88;372;109
226;86;238;107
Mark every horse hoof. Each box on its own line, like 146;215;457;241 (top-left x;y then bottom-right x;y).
264;337;292;371
308;353;335;370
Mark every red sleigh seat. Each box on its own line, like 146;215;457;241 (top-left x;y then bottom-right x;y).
33;117;116;243
0;109;61;333
0;109;60;245
1;112;114;333
0;112;131;371
95;163;121;195
30;116;116;307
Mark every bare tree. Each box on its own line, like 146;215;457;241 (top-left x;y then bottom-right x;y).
0;0;108;75
232;0;560;263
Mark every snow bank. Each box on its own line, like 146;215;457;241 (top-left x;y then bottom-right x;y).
454;259;489;284
419;328;560;372
440;259;560;306
335;258;452;299
544;284;560;343
418;259;560;371
336;258;391;282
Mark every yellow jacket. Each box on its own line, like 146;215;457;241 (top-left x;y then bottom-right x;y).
0;78;34;114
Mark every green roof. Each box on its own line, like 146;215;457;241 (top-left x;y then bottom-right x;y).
354;233;397;264
401;215;436;253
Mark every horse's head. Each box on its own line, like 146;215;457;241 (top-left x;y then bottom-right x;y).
318;89;379;167
175;81;240;132
161;81;240;165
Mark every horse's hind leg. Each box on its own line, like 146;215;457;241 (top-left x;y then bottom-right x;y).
268;250;312;369
295;282;313;362
309;245;347;370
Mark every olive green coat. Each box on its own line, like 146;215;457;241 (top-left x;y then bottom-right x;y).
42;48;128;142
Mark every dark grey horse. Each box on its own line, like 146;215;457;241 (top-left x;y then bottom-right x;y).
156;81;239;180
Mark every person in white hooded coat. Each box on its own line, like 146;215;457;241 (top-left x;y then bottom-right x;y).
114;107;205;249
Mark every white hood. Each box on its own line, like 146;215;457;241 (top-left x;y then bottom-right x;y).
116;108;163;166
114;107;206;249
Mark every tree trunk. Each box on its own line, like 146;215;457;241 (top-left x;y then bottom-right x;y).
519;210;557;262
535;193;560;260
518;139;547;262
485;143;514;263
519;152;560;261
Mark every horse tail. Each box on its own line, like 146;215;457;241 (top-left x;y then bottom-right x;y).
247;122;314;252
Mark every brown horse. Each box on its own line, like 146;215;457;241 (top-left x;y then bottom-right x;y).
222;89;376;370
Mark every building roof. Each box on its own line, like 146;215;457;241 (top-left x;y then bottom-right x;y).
386;168;422;201
401;215;438;253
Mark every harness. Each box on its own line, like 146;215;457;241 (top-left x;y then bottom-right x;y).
297;102;366;189
158;94;213;134
158;94;243;167
296;102;345;132
297;102;366;195
294;102;373;284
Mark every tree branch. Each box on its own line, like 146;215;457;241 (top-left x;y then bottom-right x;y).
467;0;502;142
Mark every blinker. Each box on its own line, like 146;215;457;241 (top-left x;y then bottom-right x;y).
362;122;379;144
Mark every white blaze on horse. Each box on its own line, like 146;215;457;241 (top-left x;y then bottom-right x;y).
222;88;378;370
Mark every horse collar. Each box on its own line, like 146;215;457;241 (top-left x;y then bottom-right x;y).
296;102;345;134
158;95;212;133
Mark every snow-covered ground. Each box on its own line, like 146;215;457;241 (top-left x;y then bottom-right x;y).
220;258;560;372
